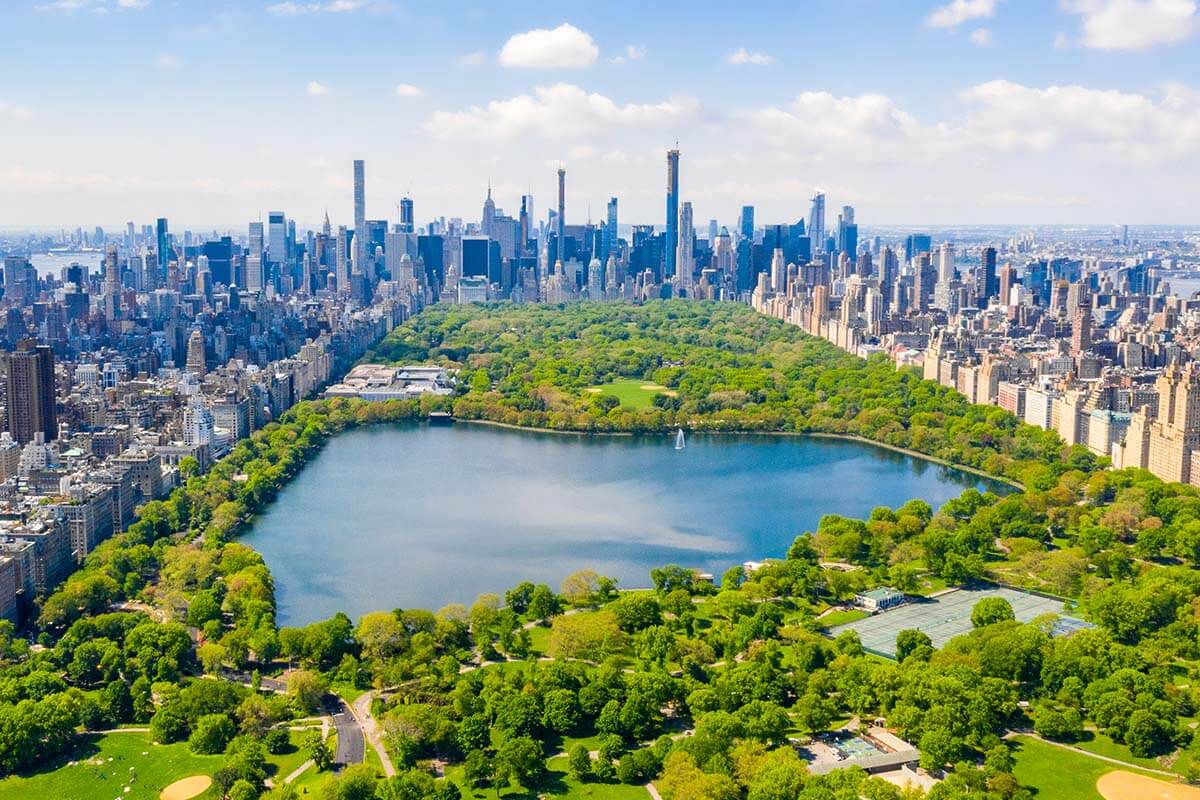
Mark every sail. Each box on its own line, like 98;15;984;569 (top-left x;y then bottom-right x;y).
675;428;686;450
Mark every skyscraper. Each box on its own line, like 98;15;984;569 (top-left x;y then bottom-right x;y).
186;329;206;376
605;197;618;258
248;222;264;260
665;148;679;278
353;159;366;271
399;196;414;234
2;340;56;444
981;246;998;302
556;167;566;245
739;205;754;242
267;212;286;268
482;183;496;238
836;205;857;261
807;192;825;252
676;200;694;288
155;217;170;278
102;245;120;296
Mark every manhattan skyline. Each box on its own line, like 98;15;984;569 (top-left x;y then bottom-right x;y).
3;0;1200;226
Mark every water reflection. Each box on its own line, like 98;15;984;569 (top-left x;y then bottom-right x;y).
242;424;1008;625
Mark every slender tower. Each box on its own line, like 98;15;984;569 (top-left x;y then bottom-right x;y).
353;159;365;273
665;147;679;279
556;167;566;245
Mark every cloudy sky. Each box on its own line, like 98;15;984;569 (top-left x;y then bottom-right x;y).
1;0;1198;228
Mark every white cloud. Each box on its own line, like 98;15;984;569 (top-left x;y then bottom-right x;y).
498;23;598;69
610;44;646;64
926;0;998;27
458;51;485;67
0;102;33;122
1063;0;1196;50
117;0;150;7
306;80;330;96
156;52;181;70
745;80;1200;166
425;83;699;141
955;79;1200;161
266;0;369;13
726;47;772;65
395;83;423;98
969;27;994;45
1053;31;1072;48
33;0;102;10
746;92;926;163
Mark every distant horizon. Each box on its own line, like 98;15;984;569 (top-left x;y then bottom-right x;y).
5;221;1200;237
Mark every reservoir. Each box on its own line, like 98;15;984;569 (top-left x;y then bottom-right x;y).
242;424;1010;625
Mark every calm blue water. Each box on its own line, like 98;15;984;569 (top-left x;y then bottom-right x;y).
242;424;1008;625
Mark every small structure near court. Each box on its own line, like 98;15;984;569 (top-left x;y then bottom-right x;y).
802;726;923;779
854;587;905;612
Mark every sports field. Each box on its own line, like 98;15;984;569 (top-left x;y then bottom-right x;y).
0;731;223;800
584;378;676;409
828;586;1065;658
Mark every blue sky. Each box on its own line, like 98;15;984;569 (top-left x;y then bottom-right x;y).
1;0;1198;228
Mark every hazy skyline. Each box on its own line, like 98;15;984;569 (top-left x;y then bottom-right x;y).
2;0;1199;227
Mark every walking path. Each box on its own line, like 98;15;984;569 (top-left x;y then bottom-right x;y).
283;759;314;784
352;690;396;777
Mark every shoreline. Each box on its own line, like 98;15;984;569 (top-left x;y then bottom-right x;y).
450;416;1022;491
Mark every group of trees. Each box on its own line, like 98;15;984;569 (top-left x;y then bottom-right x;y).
366;301;1072;488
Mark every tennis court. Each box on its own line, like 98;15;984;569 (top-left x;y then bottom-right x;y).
828;586;1065;658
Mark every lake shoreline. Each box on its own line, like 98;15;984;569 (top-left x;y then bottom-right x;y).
452;416;1022;491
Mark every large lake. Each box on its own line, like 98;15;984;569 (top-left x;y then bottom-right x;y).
242;424;1009;625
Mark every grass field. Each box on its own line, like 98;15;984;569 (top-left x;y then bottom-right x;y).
1010;735;1168;800
583;379;675;409
0;731;224;800
818;609;868;628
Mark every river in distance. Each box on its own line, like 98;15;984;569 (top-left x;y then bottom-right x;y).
241;424;1010;626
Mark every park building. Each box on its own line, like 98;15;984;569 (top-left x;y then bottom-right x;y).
854;587;905;612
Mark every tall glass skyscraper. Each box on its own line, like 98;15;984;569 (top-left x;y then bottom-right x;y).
155;217;169;277
665;148;679;278
739;205;754;242
605;197;618;258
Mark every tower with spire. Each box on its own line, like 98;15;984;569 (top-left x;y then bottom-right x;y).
482;181;496;238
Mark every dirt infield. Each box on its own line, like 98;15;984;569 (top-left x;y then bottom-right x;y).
159;775;213;800
1097;770;1200;800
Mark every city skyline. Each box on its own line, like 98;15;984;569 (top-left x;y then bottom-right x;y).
3;0;1200;227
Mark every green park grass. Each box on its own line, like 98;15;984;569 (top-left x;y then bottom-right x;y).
527;623;552;655
583;379;675;409
0;730;224;800
264;729;312;784
818;608;869;628
1072;729;1186;775
1010;734;1167;800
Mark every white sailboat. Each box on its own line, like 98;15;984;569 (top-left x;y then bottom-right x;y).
675;428;686;450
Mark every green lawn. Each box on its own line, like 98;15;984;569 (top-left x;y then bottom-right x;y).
818;609;869;628
265;730;313;784
1073;730;1184;775
1010;735;1166;800
0;731;224;800
527;624;552;655
583;379;675;409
